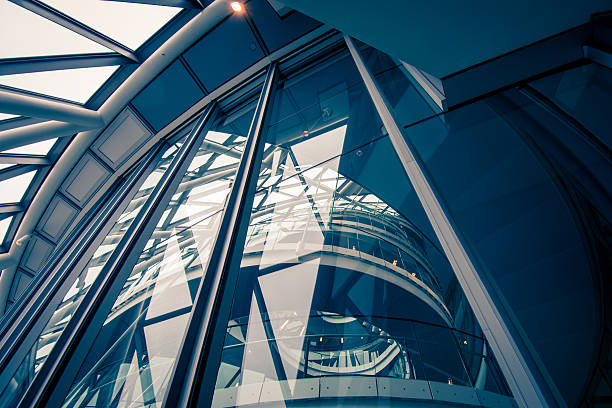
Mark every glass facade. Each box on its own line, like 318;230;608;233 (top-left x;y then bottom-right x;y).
0;13;609;408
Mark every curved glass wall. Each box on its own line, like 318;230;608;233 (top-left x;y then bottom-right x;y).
1;25;608;408
0;133;188;408
58;99;261;408
211;49;511;407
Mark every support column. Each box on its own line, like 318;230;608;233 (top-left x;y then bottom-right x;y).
345;35;560;408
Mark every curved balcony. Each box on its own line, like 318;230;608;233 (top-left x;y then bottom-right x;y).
213;313;514;407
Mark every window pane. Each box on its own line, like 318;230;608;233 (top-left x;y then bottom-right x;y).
3;139;57;155
42;0;182;50
212;55;511;405
0;66;119;104
0;137;185;408
59;102;259;408
0;170;37;204
0;1;109;59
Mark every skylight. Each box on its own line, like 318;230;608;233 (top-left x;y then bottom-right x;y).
0;113;19;121
0;216;13;244
0;66;119;104
42;0;182;50
0;170;37;205
2;139;58;155
0;1;109;59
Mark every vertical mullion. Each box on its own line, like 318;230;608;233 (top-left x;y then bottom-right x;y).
0;143;159;394
344;35;558;408
162;64;279;408
16;104;218;408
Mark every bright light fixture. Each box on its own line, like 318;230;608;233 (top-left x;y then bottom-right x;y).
230;2;243;12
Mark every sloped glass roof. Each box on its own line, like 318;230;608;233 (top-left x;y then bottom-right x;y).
0;171;37;205
4;138;58;155
0;0;192;254
0;1;109;58
42;0;182;50
0;66;120;103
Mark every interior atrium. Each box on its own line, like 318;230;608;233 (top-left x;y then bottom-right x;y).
0;1;610;407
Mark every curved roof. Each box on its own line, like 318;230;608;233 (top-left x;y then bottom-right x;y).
0;0;324;311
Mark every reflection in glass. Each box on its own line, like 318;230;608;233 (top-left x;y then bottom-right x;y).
59;103;258;408
213;82;511;405
0;138;184;408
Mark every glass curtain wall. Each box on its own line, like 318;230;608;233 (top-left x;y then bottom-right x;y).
0;135;188;408
8;35;607;408
374;48;611;406
58;97;262;408
212;47;511;407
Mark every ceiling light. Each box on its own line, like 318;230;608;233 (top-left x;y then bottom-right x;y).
230;2;243;12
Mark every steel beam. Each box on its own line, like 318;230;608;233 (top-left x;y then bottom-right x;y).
15;105;216;408
0;164;41;183
0;121;91;152
0;88;104;127
0;53;133;75
0;0;233;310
103;0;201;7
0;154;50;166
345;35;561;408
161;64;278;408
0;204;23;214
9;0;139;62
0;145;160;403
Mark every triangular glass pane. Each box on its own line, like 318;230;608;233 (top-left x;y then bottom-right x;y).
0;216;13;244
0;164;15;171
3;138;58;155
0;113;19;121
0;1;110;59
42;0;182;50
0;170;37;204
0;66;119;104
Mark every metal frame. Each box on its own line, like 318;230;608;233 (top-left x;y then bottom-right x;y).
0;141;159;397
14;104;216;408
9;0;139;62
0;53;135;75
161;63;278;408
344;35;560;408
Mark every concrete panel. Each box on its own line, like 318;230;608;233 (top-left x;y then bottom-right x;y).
91;108;152;169
259;378;319;402
21;235;54;274
320;376;377;398
377;378;432;400
60;153;110;206
9;271;32;301
37;195;79;242
429;382;480;406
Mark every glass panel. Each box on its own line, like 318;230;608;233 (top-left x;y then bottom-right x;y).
42;0;182;50
0;170;37;204
262;50;387;179
402;89;604;406
0;66;119;104
0;138;180;407
0;114;19;121
530;63;612;151
59;101;260;408
3;139;58;155
0;216;13;244
213;54;512;403
0;1;109;59
0;136;185;408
